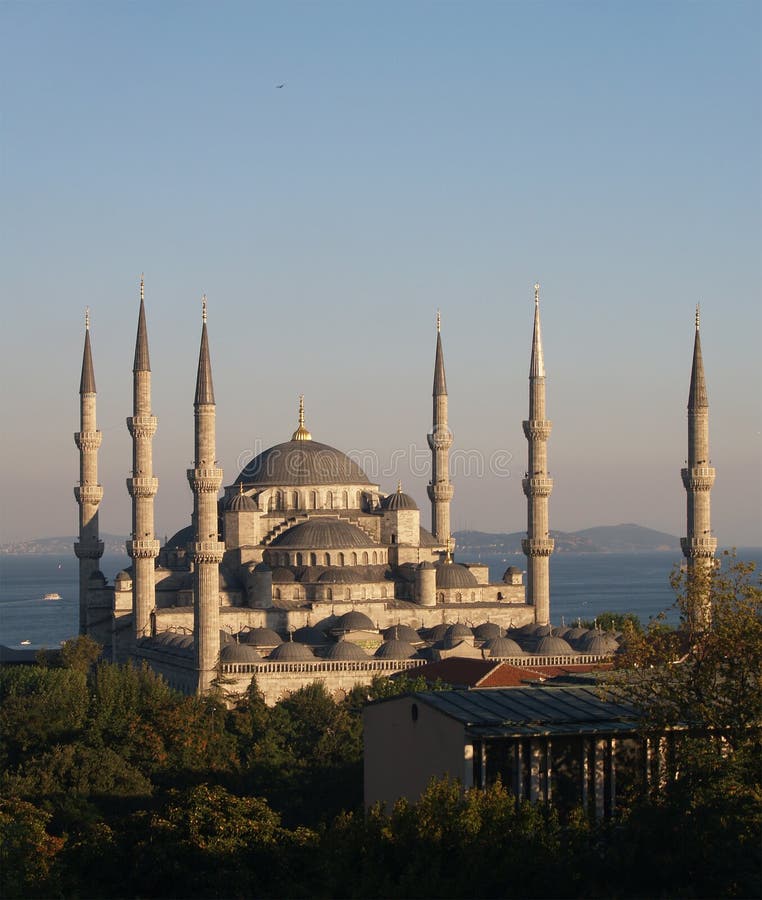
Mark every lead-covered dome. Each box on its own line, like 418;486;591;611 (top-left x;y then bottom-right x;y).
322;640;370;661
267;641;316;661
236;440;371;487
381;487;419;511
436;563;478;589
271;518;377;550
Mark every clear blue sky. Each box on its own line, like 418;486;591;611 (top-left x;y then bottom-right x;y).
1;0;760;547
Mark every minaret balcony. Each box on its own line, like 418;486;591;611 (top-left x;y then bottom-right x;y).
427;430;453;450
126;476;159;498
680;466;716;491
522;537;555;557
191;540;225;564
74;484;103;504
522;420;552;441
522;476;553;498
74;430;103;451
74;540;104;560
187;467;224;493
127;538;161;559
427;482;454;502
680;536;717;557
126;415;158;438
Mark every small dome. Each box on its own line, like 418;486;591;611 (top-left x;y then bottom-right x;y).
239;627;283;647
535;634;576;655
220;643;262;663
426;623;450;642
292;626;328;646
381;486;419;511
382;624;420;643
225;490;257;512
579;630;619;654
483;636;524;657
436;563;478;589
446;623;473;639
115;570;132;583
374;639;418;659
502;566;522;581
473;622;503;641
322;640;369;661
271;567;296;583
268;641;316;661
565;626;589;640
334;610;375;632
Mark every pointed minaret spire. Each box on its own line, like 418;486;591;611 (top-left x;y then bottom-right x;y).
522;283;554;625
126;276;159;642
74;311;104;634
681;306;716;624
194;296;215;405
188;301;224;693
427;312;454;547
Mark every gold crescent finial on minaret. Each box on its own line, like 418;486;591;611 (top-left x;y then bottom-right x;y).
140;274;144;302
436;309;441;333
202;294;207;323
299;394;305;426
397;480;403;493
85;306;90;330
695;303;700;330
534;283;540;305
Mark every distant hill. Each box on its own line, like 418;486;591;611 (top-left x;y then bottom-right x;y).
0;534;129;555
455;524;681;554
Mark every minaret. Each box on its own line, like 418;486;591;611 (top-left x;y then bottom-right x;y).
522;284;554;625
126;276;160;642
427;311;454;546
680;306;716;617
187;297;224;694
74;308;104;633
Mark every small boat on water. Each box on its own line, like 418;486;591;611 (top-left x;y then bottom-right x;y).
20;640;31;646
42;592;62;600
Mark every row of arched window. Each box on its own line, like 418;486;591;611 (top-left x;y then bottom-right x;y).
266;489;364;512
269;550;385;568
272;586;389;601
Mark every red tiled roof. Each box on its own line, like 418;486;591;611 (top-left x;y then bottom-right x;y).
409;657;612;689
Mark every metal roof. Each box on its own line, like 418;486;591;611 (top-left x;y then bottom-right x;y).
412;687;638;732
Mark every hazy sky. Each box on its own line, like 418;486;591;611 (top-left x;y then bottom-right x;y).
1;0;760;548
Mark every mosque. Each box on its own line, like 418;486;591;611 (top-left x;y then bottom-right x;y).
74;283;714;698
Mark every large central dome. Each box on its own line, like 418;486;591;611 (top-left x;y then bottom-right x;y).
236;440;371;487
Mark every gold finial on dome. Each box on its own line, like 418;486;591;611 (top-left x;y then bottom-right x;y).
291;394;312;441
397;480;403;493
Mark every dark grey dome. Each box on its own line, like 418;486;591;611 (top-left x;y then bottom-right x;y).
165;525;193;549
220;642;262;663
318;567;366;584
323;640;369;660
271;518;377;550
374;639;417;659
239;627;283;647
268;641;316;661
381;489;419;511
236;439;371;487
226;491;257;512
383;624;420;643
271;567;296;583
566;626;589;640
535;634;576;655
426;623;449;641
436;563;478;589
483;636;524;656
446;623;473;639
334;610;375;632
473;622;503;641
579;630;619;654
115;570;132;583
292;626;328;646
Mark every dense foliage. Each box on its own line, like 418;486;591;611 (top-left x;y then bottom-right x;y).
1;559;759;898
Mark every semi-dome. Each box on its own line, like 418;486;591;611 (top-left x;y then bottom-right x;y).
239;627;283;647
322;640;369;661
236;439;371;487
334;610;375;632
271;518;377;550
268;641;316;661
220;642;262;663
374;639;418;659
483;636;524;657
473;622;503;641
436;563;479;589
271;566;296;583
381;485;419;511
382;624;420;643
535;634;576;655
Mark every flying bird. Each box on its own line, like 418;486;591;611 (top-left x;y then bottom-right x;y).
276;83;285;88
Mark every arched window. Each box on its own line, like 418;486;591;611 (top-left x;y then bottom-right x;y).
273;588;281;600
337;552;345;566
310;491;317;509
372;551;378;564
455;592;462;601
342;490;349;508
356;491;362;508
437;592;445;603
381;586;387;599
362;551;369;565
275;490;283;509
351;552;358;566
326;588;333;601
324;553;331;566
310;552;317;567
344;588;351;600
291;491;299;508
326;492;333;509
293;587;303;601
296;552;303;566
268;494;276;512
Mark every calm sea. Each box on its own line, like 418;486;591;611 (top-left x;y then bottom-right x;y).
1;549;760;649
